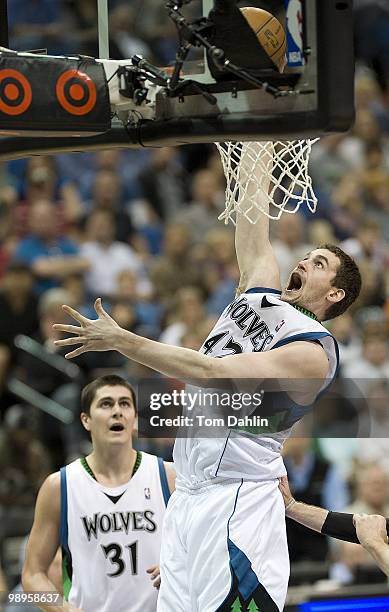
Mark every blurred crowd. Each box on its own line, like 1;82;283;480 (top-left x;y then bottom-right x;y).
0;0;389;603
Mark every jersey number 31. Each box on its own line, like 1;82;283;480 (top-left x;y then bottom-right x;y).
101;541;138;577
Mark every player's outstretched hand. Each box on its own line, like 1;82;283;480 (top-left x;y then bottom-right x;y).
53;298;121;359
353;513;388;550
147;565;161;589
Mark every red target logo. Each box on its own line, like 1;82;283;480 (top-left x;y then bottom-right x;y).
0;69;32;115
56;70;97;116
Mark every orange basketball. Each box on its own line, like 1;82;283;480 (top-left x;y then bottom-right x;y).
240;7;287;73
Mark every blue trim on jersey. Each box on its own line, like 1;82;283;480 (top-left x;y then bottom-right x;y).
228;540;260;601
214;431;231;477
317;337;340;399
226;481;259;601
245;287;282;295
157;457;171;507
60;467;69;554
272;331;333;350
215;480;244;611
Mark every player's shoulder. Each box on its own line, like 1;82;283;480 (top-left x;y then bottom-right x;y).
139;451;170;469
137;450;157;463
43;471;61;490
139;453;175;493
36;471;61;513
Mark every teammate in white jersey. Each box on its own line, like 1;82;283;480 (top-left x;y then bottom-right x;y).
22;375;175;612
52;144;362;611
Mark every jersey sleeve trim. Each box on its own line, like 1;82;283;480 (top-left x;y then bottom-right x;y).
157;457;171;506
272;331;333;350
60;467;69;554
244;287;282;295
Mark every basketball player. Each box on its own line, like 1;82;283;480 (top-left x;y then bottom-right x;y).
22;375;175;612
279;475;389;576
53;143;361;611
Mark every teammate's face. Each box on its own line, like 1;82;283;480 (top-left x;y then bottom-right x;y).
81;385;136;445
281;248;345;318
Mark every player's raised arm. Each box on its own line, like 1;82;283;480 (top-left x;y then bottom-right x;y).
235;142;281;293
22;473;83;612
53;300;328;388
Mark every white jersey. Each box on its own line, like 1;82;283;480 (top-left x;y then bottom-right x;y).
173;287;339;489
60;452;170;612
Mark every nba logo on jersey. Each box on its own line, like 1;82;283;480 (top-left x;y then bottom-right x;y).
144;487;151;499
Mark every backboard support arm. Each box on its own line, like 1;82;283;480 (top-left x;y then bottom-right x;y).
97;0;110;58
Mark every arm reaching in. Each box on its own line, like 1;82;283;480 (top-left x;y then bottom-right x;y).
279;475;329;532
279;476;389;576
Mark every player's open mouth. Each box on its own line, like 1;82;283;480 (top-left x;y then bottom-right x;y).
286;271;304;293
109;423;125;432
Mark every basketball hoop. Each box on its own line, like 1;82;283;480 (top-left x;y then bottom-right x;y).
216;139;319;224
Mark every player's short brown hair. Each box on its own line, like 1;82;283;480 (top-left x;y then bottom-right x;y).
81;375;137;414
320;244;362;321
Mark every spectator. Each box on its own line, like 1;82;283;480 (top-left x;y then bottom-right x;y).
13;200;90;294
76;149;149;202
354;259;385;309
307;219;337;246
328;313;362;370
337;109;389;170
84;169;134;244
62;273;96;320
17;288;77;394
80;210;148;299
0;263;39;392
201;229;239;314
309;134;353;190
22;156;83;225
341;218;387;268
354;70;389;132
137;148;188;222
348;462;389;516
0;404;51;513
115;269;161;336
358;380;389;471
177;168;225;243
159;286;213;347
150;223;201;304
342;335;389;396
353;0;389;93
332;462;389;584
8;0;65;55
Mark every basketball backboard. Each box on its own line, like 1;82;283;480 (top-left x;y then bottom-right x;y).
0;0;355;159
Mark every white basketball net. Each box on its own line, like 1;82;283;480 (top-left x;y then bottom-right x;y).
216;139;319;224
